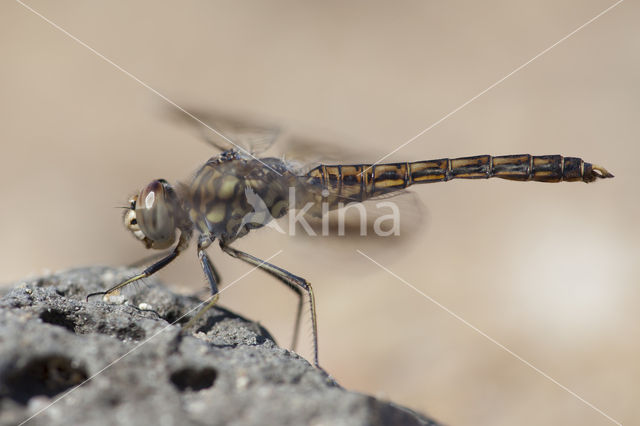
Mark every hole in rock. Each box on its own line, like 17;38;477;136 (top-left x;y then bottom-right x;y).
5;355;88;404
170;367;217;392
39;309;76;332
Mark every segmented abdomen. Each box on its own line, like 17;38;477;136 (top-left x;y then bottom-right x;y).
305;154;613;202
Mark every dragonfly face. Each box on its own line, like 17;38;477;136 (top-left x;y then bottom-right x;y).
123;195;149;248
124;179;181;250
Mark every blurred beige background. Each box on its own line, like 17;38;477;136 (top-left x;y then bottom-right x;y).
1;1;638;425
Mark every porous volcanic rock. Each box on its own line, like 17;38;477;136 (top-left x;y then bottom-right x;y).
0;267;439;426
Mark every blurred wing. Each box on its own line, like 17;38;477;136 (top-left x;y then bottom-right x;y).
162;106;281;155
288;186;428;266
280;135;376;169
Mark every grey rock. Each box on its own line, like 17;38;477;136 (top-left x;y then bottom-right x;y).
0;267;440;426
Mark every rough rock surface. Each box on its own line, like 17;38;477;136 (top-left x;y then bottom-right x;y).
0;267;439;426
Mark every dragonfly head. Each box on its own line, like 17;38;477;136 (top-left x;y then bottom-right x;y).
124;179;180;250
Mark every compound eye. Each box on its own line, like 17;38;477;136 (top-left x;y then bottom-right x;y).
135;180;176;249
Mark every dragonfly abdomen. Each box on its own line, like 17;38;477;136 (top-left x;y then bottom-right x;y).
410;154;613;184
307;154;613;202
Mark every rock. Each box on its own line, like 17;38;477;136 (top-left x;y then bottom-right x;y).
0;267;440;426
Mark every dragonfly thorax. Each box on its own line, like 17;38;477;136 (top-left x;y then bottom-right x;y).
188;154;294;243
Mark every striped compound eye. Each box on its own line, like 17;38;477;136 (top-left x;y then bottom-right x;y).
133;180;178;249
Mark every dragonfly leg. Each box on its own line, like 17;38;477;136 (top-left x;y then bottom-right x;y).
86;250;179;300
182;236;222;330
126;250;172;268
220;243;319;367
290;286;304;352
87;228;192;301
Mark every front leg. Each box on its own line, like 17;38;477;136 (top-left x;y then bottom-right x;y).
87;229;192;301
87;250;180;300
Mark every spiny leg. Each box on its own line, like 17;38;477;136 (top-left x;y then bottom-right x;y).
220;243;319;367
87;250;179;300
289;284;304;352
182;236;222;331
126;250;173;268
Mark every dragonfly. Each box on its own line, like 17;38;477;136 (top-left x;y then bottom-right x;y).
88;114;614;368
